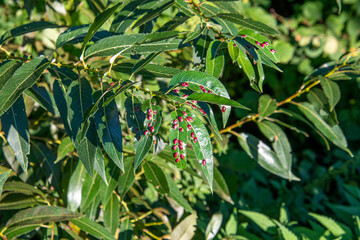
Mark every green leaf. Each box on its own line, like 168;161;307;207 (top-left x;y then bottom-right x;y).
238;29;280;63
257;121;293;181
309;213;347;238
119;218;133;240
112;61;182;78
239;210;277;234
94;147;107;184
319;76;341;111
0;57;50;116
171;214;197;240
158;12;190;31
56;25;112;48
0;96;29;173
118;157;135;200
80;2;122;60
140;30;180;43
132;52;161;75
186;111;214;191
104;193;119;235
111;0;149;33
53;80;73;138
216;13;279;35
169;110;188;169
95;91;124;171
85;34;185;58
213;167;234;204
236;45;256;90
175;0;195;16
2;181;46;198
205;212;223;240
3;225;40;240
134;134;153;170
143;161;169;194
0;195;44;210
67;161;86;211
70;217;115;240
169;71;231;127
254;49;265;92
184;26;204;44
206;40;225;79
0;21;60;45
228;41;239;63
165;174;193;213
0;170;11;198
80;174;101;212
6;206;80;227
237;132;299;181
211;17;239;36
273;220;299;240
0;60;22;90
193;29;212;65
187;93;249;109
197;102;222;140
296;102;352;156
56;137;75;162
25;85;58;115
258;94;277;121
132;0;175;29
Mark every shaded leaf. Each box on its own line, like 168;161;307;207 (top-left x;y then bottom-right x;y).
175;0;195;16
134;134;153;170
0;195;44;210
0;21;60;45
0;96;29;173
213;167;233;204
3;225;40;240
206;40;225;78
258;94;277;121
237;132;299;181
104;193;119;235
319;76;341;111
0;57;50;116
0;170;11;198
165;174;193;213
119;218;133;240
143;161;169;194
25;85;58;115
118;158;135;200
0;60;22;90
80;174;101;212
6;206;79;227
184;26;204;43
100;162;120;206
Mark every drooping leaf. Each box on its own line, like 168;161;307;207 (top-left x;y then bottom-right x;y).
2;181;46;198
153;135;167;155
197;102;222;140
257;121;293;180
3;225;40;240
236;44;256;90
175;0;195;16
184;26;204;43
80;2;122;60
104;193;119;235
186;111;214;190
213;167;234;204
95;91;124;171
112;61;182;78
0;57;50;116
132;0;175;29
85;34;185;58
25;84;58;115
111;0;150;33
6;206;80;227
0;60;22;90
254;48;265;92
169;71;231;127
100;162;121;206
0;170;11;198
237;132;299;181
157;12;190;31
171;214;197;240
187;93;249;109
140;30;180;43
228;41;239;63
0;195;45;210
132;52;161;75
53;79;73;138
0;96;29;173
193;29;212;65
143;161;169;194
206;40;225;78
70;217;115;240
0;21;60;45
296;102;352;156
94;147;108;185
216;13;279;35
134;134;153;170
205;212;223;240
319;76;341;111
67;160;86;211
258;94;277;121
118;157;135;200
165;174;193;213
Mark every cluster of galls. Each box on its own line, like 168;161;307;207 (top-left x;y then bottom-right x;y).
240;34;276;53
143;108;158;135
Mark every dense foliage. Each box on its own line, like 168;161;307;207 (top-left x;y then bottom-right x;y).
0;0;359;239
